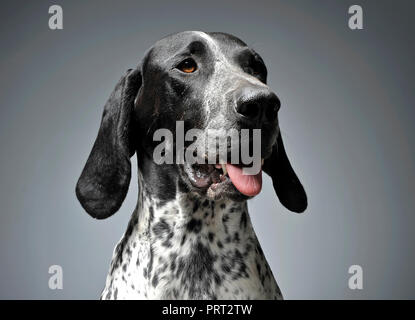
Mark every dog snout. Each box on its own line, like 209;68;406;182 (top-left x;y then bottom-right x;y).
234;86;280;125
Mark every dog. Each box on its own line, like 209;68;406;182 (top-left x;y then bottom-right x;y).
76;31;307;299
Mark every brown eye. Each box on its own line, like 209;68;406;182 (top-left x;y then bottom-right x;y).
177;58;197;73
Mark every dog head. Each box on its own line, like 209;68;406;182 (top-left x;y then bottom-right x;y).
76;31;307;219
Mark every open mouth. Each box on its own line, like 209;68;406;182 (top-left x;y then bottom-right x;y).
183;160;264;199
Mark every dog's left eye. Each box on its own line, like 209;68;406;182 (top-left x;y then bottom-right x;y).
244;63;265;79
176;58;197;73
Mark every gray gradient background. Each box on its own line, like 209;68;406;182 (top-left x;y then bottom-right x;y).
0;0;414;299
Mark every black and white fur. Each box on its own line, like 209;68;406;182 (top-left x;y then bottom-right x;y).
76;31;307;300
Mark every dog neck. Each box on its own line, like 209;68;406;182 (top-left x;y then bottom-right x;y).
137;171;251;239
101;161;282;299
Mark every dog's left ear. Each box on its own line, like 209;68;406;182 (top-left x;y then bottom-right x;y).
76;67;142;219
263;133;307;213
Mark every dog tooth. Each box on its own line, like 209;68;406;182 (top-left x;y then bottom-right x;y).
221;164;227;176
261;158;264;166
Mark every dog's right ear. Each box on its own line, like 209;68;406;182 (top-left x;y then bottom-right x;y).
76;67;142;219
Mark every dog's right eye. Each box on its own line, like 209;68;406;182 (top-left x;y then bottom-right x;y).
176;58;198;73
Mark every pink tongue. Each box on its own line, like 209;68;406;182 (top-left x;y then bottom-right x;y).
225;164;262;196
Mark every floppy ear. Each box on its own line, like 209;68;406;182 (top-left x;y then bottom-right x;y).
76;68;142;219
263;132;307;213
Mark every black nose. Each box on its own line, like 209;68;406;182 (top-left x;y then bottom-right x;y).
235;86;280;124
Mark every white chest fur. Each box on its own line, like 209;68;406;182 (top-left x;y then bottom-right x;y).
100;193;282;300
